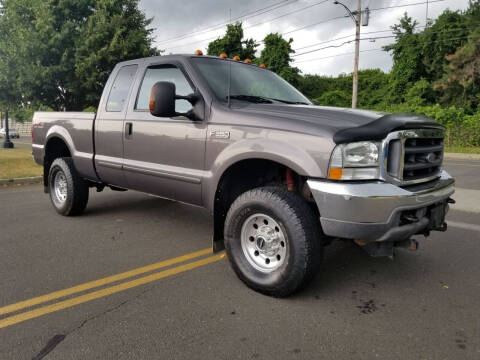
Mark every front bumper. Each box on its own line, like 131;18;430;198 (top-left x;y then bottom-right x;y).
307;170;455;242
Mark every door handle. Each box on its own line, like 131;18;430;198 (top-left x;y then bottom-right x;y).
125;122;133;139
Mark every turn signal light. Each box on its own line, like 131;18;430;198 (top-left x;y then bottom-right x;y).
219;53;228;59
233;55;240;61
328;168;343;180
149;89;155;111
194;49;203;55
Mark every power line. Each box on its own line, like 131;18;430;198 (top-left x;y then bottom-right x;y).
292;35;396;57
244;0;330;31
292;34;471;64
163;0;447;52
157;0;297;45
293;48;384;64
293;29;394;51
163;0;331;51
292;25;470;54
369;0;444;13
280;0;445;37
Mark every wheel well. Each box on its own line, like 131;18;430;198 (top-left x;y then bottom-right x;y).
213;159;313;251
43;137;71;190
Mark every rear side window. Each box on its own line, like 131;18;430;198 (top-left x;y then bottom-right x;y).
136;66;194;113
106;65;138;112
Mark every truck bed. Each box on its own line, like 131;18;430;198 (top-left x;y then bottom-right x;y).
32;111;98;182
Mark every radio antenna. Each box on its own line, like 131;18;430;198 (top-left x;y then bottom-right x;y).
227;8;232;108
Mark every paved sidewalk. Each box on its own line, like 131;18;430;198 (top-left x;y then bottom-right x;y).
451;188;480;213
444;152;480;160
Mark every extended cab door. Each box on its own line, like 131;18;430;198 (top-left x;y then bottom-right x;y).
123;61;207;205
94;62;139;188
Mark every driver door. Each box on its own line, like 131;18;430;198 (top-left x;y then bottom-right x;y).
123;63;207;206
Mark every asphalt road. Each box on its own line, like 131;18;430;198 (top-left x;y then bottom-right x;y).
1;162;480;359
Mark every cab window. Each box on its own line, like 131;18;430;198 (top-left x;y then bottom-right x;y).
136;65;194;113
106;65;138;112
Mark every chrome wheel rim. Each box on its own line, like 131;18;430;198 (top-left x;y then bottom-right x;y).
240;213;287;273
53;171;67;204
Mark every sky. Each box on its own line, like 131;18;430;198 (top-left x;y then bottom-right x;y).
139;0;472;77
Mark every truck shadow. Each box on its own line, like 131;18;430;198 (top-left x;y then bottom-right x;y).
80;190;423;298
298;239;425;299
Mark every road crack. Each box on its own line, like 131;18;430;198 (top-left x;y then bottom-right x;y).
30;285;154;359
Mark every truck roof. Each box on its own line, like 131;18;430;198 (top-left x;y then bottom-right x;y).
116;54;268;70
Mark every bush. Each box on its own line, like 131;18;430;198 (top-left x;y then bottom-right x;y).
315;90;350;108
376;103;480;147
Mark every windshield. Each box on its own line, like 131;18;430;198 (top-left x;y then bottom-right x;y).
191;57;311;105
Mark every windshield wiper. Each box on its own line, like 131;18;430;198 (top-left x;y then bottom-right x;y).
265;97;310;105
227;95;273;104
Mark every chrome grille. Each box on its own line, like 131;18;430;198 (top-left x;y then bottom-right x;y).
403;137;443;181
382;129;445;186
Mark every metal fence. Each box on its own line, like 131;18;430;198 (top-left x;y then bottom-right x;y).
1;120;32;136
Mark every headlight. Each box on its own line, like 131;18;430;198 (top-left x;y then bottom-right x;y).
328;141;381;180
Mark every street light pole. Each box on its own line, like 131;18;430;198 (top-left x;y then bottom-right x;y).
2;109;14;149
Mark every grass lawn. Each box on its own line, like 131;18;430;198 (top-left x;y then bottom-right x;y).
445;146;480;154
0;148;42;179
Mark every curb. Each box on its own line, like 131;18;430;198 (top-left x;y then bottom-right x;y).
444;152;480;160
0;176;42;186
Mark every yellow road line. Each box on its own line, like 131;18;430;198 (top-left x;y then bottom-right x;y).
0;248;212;317
0;253;225;329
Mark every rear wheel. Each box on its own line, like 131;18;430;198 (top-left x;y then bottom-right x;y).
48;157;89;216
224;186;324;297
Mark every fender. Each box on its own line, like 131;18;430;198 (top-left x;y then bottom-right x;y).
46;125;76;156
45;125;98;181
203;137;326;213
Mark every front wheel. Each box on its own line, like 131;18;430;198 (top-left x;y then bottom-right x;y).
224;187;324;297
48;157;89;216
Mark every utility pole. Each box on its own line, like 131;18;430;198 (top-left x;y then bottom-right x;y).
352;0;361;109
334;0;368;109
426;0;429;27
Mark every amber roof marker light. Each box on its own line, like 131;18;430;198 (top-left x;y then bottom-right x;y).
219;53;228;59
244;58;252;63
194;50;203;55
259;63;266;69
233;55;240;61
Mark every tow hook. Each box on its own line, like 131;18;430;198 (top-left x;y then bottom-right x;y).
437;222;448;232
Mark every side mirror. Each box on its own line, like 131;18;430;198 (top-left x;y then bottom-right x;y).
149;81;176;117
149;81;203;120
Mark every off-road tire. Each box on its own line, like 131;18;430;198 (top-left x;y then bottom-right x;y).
48;157;89;216
224;186;324;297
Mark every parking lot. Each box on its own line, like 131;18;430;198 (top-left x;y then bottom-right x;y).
1;155;479;359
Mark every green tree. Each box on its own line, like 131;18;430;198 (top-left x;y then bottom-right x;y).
0;0;159;112
257;33;300;85
435;27;480;110
74;0;160;108
421;10;469;82
383;13;424;102
207;22;257;59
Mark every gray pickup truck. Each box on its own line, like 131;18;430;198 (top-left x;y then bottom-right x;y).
32;54;455;296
